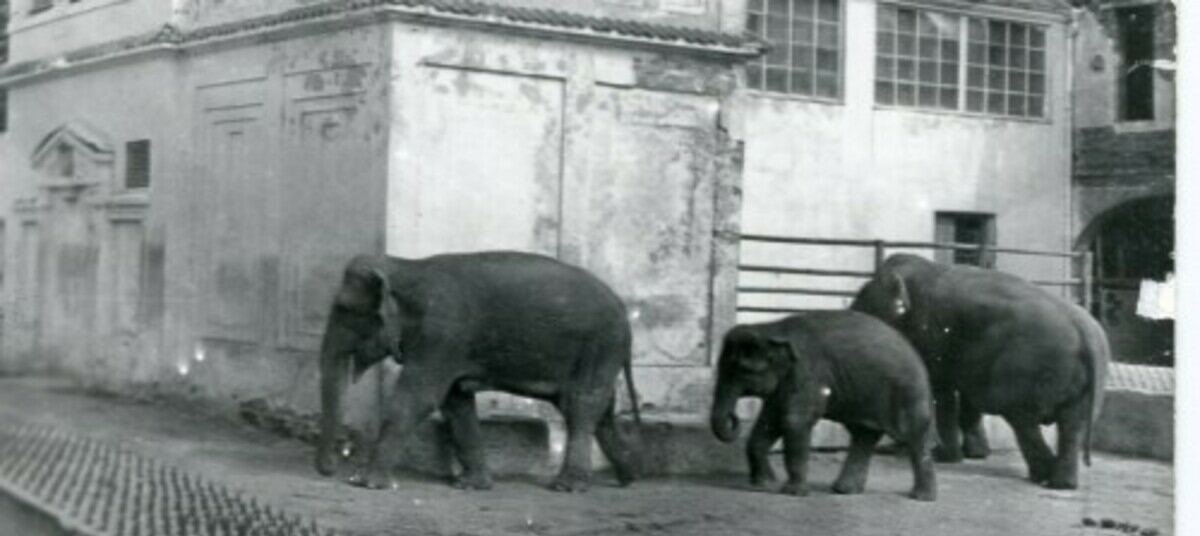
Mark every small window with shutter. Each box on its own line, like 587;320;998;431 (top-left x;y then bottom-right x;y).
125;140;151;189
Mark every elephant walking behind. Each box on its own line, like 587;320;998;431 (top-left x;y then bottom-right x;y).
315;251;642;493
851;254;1110;490
710;311;937;501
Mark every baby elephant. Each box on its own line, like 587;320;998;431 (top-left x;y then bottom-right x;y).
710;310;937;501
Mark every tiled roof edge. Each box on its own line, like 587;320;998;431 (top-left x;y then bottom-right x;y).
1;0;764;85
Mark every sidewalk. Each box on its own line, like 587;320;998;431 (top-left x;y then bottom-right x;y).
0;376;1175;536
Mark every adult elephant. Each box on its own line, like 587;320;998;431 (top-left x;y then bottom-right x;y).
850;254;1109;490
315;251;641;493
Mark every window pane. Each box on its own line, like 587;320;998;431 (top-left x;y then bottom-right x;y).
1029;27;1045;48
767;43;788;65
897;83;916;105
769;0;789;13
791;70;814;93
1027;95;1044;115
988;68;1005;90
877;32;895;54
768;15;789;42
941;40;959;61
939;87;958;109
1010;24;1027;47
941;63;959;84
819;0;839;21
898;34;915;55
1008;94;1026;116
968;19;986;42
967;66;985;87
1009;46;1027;68
817;48;838;70
747;13;763;33
920;61;938;83
919;86;938;107
987;92;1005;113
877;56;895;79
816;73;839;96
988;45;1005;65
988;21;1006;44
919;12;937;35
766;68;789;92
1008;70;1026;91
1028;73;1045;94
818;23;839;47
898;8;917;32
1029;49;1044;70
967;89;985;111
876;80;896;104
897;59;915;80
748;0;765;11
919;36;939;59
793;45;815;68
968;43;985;63
795;0;815;18
794;21;814;44
878;5;897;31
747;64;764;89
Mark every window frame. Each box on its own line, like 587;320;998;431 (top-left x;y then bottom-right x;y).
874;2;1053;122
744;0;848;104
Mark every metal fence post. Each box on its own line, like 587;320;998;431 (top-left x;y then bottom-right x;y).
1081;251;1095;312
873;240;885;275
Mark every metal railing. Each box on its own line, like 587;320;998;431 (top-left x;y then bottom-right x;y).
736;234;1093;314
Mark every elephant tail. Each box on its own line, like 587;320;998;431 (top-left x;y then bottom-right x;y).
1078;310;1111;467
623;355;642;428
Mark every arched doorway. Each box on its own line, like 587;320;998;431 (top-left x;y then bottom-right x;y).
1077;195;1174;366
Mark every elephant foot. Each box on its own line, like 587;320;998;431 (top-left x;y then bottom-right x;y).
549;470;592;493
909;486;937;502
347;469;398;490
780;481;809;497
831;478;866;495
749;468;778;489
1026;460;1053;485
932;445;964;464
314;450;339;477
1045;472;1079;490
962;437;991;460
452;472;494;491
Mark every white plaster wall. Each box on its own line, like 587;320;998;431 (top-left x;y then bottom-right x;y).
5;0;175;63
738;0;1074;320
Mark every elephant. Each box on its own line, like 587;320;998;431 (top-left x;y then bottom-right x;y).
315;251;642;493
850;253;1109;490
709;311;937;501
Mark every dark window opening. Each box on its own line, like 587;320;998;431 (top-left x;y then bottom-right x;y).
0;90;7;134
31;0;52;15
125;140;151;189
1117;5;1155;121
935;212;996;267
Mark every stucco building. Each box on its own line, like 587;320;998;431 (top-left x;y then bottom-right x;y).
0;0;1156;421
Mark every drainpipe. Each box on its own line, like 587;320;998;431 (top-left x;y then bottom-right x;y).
1065;9;1080;299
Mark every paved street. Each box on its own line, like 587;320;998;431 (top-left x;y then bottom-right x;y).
0;376;1174;536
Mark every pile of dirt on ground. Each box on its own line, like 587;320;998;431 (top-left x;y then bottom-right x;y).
237;398;365;463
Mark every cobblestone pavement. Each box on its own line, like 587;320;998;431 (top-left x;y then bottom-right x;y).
1107;363;1174;394
0;376;1174;536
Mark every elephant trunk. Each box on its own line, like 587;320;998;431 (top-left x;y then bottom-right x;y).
710;381;741;443
316;319;355;476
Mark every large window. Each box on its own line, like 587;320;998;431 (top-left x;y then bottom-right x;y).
746;0;842;99
876;4;1047;119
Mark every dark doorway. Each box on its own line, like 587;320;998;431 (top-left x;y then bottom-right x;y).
1117;5;1156;121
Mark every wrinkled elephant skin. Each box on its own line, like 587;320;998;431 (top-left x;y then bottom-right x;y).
316;251;642;493
851;254;1110;490
710;311;937;502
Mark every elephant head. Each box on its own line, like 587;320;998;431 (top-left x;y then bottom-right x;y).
710;326;795;443
315;256;405;477
850;271;912;329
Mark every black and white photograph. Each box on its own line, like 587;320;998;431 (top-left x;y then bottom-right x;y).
0;0;1191;534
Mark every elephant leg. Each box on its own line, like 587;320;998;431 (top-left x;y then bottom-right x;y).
350;365;453;490
779;414;815;496
551;388;611;492
959;398;991;460
905;413;938;502
1047;398;1089;490
931;386;964;463
593;400;641;487
832;426;882;495
1004;414;1054;485
442;385;493;490
746;401;782;489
